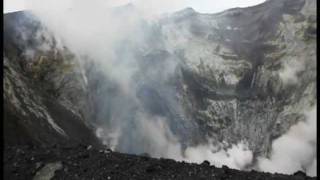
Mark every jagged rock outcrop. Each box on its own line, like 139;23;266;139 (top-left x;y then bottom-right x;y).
3;11;101;147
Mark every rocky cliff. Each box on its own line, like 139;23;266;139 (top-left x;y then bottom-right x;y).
159;0;317;156
4;11;101;147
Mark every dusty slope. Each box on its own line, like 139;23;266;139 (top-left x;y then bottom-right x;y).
4;144;316;180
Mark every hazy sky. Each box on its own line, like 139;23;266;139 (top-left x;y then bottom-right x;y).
4;0;26;13
4;0;266;14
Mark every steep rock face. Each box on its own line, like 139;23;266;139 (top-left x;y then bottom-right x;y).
158;0;316;155
3;12;101;147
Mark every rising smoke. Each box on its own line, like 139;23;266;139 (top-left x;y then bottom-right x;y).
258;106;317;176
26;0;316;176
278;57;306;86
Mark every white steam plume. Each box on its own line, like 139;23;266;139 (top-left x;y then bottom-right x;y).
278;58;305;85
184;141;253;169
258;106;317;177
27;0;189;158
95;114;254;170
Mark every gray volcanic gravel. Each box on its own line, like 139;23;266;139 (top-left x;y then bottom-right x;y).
3;144;316;180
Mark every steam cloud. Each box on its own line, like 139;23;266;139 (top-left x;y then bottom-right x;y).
25;0;316;177
258;106;317;177
278;58;305;85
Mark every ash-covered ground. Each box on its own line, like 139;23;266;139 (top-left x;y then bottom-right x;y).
4;144;316;180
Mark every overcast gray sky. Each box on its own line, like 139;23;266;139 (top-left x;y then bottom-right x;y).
4;0;266;14
4;0;26;13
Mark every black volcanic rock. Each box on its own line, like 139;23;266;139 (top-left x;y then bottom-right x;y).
3;145;317;180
